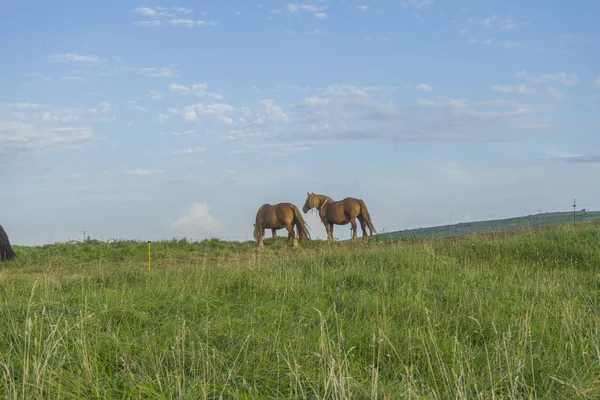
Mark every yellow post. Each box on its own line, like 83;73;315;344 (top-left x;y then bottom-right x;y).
147;240;151;272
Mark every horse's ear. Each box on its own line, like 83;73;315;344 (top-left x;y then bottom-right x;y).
307;191;309;196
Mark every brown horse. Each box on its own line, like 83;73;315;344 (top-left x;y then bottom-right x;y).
253;202;311;249
302;192;376;242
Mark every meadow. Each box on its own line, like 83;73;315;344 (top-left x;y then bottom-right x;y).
1;223;599;399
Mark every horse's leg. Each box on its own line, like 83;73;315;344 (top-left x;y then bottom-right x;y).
272;229;277;241
350;216;358;242
358;215;368;242
285;224;298;247
328;222;334;241
257;227;265;249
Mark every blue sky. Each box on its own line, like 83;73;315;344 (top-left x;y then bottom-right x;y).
2;0;600;245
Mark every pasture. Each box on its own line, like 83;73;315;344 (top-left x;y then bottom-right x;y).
1;223;599;399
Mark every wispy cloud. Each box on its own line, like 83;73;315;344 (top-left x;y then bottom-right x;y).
400;0;434;9
515;70;580;86
131;6;215;27
49;53;104;63
161;130;197;137
168;83;223;99
286;3;328;19
490;84;535;95
172;146;207;155
544;149;600;163
169;202;220;232
134;19;216;27
481;14;522;30
417;83;433;91
468;38;493;45
503;40;525;49
118;66;177;78
304;29;323;36
546;87;565;99
364;36;391;42
125;168;164;176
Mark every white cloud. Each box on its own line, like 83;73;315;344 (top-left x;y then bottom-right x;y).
173;7;193;14
503;40;525;49
490;84;535;95
169;202;220;231
174;103;237;125
125;169;164;176
0;123;98;153
417;83;433;91
515;70;580;86
365;36;391;42
231;142;315;157
169;84;190;94
168;19;212;27
168;83;223;100
133;20;163;27
172;146;207;155
286;3;327;18
468;38;493;45
132;7;168;17
357;5;369;12
546;87;565;99
118;66;176;78
256;99;289;123
158;114;169;125
161;130;197;137
147;90;166;100
400;0;434;9
283;86;543;144
501;20;516;30
49;53;104;63
481;15;496;28
131;6;215;28
61;76;87;82
304;29;322;36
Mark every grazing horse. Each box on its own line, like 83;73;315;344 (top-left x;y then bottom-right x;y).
0;224;16;261
253;202;311;249
302;192;376;242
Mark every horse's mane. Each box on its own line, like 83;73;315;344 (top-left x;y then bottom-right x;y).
311;193;334;213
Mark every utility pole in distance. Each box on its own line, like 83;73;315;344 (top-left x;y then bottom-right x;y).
573;199;576;224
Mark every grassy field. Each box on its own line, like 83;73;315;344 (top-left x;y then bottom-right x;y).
382;210;600;240
1;223;599;399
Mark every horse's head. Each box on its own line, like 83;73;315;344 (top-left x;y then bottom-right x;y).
302;192;315;213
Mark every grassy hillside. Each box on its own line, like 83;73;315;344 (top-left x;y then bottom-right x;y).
1;223;599;398
382;210;600;240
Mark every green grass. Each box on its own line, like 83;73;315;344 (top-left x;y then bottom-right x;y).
382;210;600;240
1;224;599;399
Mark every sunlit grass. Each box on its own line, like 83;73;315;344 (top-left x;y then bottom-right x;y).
1;224;599;398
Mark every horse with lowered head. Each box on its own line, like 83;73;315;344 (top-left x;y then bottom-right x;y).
253;202;311;249
302;192;376;242
0;224;17;261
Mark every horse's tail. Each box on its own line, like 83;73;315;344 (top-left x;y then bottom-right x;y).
0;224;17;261
290;204;311;242
358;199;376;235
